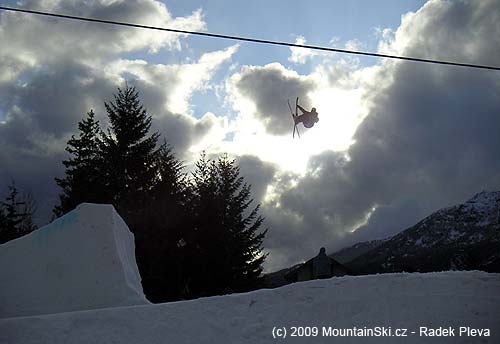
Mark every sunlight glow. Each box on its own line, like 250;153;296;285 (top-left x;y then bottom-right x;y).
219;85;368;175
350;206;378;233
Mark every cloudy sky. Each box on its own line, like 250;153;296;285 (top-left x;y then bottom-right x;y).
1;0;499;271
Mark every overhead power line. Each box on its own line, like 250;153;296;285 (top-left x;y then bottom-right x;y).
1;5;500;72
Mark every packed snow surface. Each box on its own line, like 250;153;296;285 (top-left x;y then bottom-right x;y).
1;271;499;343
0;203;149;318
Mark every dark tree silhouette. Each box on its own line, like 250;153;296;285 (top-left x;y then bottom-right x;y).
99;85;196;302
54;110;106;216
102;84;160;224
188;153;267;297
137;142;194;302
53;85;269;301
0;182;37;244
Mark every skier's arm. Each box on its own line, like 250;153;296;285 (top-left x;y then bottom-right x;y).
297;104;308;114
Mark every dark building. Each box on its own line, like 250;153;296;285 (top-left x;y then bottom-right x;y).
285;247;350;283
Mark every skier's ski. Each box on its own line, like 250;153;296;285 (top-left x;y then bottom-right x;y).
288;98;300;138
287;99;296;138
294;97;300;138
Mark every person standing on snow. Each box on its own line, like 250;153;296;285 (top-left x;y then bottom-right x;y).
312;247;332;279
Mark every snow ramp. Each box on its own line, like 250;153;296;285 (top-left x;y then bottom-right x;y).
0;203;149;318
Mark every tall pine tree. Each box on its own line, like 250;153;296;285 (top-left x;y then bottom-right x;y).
137;142;194;302
54;85;191;302
53;85;269;301
102;86;194;302
189;153;267;297
54;110;106;216
102;84;159;224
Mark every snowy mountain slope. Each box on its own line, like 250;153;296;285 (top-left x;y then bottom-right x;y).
348;191;500;274
0;203;149;318
1;271;499;344
331;238;387;264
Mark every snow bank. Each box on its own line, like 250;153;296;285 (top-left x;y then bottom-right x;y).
1;271;499;343
0;203;149;318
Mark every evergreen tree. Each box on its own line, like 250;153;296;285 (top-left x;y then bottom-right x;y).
17;191;36;235
54;110;106;216
52;85;269;301
102;86;193;302
0;182;37;244
102;84;159;223
189;153;267;297
137;142;194;302
53;85;191;302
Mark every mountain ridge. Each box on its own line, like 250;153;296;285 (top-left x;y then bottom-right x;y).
265;190;500;285
346;190;500;274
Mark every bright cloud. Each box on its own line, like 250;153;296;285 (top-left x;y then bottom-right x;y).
220;59;369;174
105;45;238;116
288;36;316;64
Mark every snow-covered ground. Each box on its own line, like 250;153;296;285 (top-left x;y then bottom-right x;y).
1;271;499;343
1;203;499;343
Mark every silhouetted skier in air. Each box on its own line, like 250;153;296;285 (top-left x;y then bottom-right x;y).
287;97;319;138
295;104;319;128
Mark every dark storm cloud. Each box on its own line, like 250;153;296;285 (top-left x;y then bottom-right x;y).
152;113;209;156
237;155;277;204
0;59;116;224
0;146;64;226
262;0;500;269
262;151;356;267
2;61;117;139
0;0;209;224
235;64;316;135
0;0;203;147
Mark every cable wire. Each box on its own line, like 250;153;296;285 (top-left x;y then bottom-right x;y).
1;5;500;72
